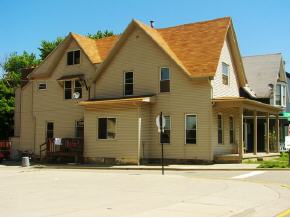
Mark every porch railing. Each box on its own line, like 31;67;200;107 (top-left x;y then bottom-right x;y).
46;138;84;154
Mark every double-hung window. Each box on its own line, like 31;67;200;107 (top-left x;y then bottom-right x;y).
64;81;72;99
74;80;82;98
160;116;171;144
98;118;116;139
218;114;223;144
275;84;287;107
185;114;197;144
222;62;229;85
160;67;170;92
67;50;80;65
124;71;133;96
229;116;234;144
276;84;281;106
64;80;82;99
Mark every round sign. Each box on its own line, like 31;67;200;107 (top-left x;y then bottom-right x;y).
156;115;166;132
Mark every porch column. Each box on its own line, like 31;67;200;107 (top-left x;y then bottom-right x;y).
265;113;270;153
239;107;244;158
253;110;257;155
275;114;280;152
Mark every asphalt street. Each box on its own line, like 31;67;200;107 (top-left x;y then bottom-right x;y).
0;166;289;216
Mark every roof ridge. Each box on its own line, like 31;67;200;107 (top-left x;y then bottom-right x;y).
243;53;282;58
157;16;231;30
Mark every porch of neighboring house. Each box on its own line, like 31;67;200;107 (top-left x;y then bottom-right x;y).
213;97;282;163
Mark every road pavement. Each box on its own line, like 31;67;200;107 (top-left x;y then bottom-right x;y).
0;166;289;216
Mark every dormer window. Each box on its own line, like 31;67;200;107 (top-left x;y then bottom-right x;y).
67;50;80;65
64;80;82;100
222;62;229;85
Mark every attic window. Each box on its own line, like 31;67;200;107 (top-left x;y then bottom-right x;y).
67;50;80;65
160;67;170;92
222;62;229;85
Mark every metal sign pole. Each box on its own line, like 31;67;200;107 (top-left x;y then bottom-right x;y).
160;112;164;175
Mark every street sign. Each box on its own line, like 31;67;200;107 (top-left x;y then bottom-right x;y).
156;115;166;133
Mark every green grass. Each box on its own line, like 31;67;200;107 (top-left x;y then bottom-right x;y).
243;152;290;168
258;152;290;168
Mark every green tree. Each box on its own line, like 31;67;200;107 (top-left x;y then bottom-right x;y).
38;37;64;60
87;30;114;39
0;51;39;139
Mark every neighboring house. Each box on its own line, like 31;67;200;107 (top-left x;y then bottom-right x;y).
11;17;282;164
242;54;289;151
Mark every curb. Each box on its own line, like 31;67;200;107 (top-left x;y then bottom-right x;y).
31;165;290;171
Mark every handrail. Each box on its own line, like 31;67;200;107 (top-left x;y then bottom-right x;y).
39;141;47;160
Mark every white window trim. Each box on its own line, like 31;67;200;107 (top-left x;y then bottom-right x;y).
97;116;117;140
159;66;171;93
38;82;47;90
63;80;83;100
184;113;197;145
218;113;224;144
67;49;81;65
160;115;171;144
222;62;229;85
123;71;134;96
275;83;287;107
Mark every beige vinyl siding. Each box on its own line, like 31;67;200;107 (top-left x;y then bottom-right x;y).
19;82;35;152
17;39;96;154
212;39;240;98
212;107;241;155
14;87;21;137
84;104;139;163
93;27;213;161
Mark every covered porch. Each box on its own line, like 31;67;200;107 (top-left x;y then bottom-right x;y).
212;97;282;163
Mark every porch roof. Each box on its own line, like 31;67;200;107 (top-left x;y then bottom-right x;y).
79;94;156;106
212;97;282;114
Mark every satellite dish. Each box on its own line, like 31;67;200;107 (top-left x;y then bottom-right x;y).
73;92;80;99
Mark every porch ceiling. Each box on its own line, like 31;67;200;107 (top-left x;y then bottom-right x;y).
212;97;282;114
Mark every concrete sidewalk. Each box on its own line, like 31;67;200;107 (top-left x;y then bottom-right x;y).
2;161;289;170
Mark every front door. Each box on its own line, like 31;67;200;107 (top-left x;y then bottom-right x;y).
75;120;84;138
46;122;54;140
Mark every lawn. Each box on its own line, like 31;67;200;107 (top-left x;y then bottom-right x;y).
244;152;290;168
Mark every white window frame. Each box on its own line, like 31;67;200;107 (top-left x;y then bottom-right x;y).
159;67;170;93
64;80;83;100
67;50;81;65
184;114;197;145
218;113;223;144
97;117;117;140
275;83;287;107
38;82;47;90
123;71;134;96
160;115;171;144
222;62;229;85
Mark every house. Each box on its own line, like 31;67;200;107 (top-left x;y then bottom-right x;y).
242;53;289;151
11;17;282;164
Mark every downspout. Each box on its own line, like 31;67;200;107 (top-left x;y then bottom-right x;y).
32;81;36;154
208;76;214;162
137;103;142;165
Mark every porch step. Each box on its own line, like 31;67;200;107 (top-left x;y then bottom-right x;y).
214;154;241;164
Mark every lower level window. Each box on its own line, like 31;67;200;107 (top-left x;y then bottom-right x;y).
218;114;223;144
185;114;197;144
160;116;171;143
98;118;116;139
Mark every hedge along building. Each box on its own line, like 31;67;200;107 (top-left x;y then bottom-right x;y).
12;17;282;164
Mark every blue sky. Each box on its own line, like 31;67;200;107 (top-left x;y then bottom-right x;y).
1;0;290;73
